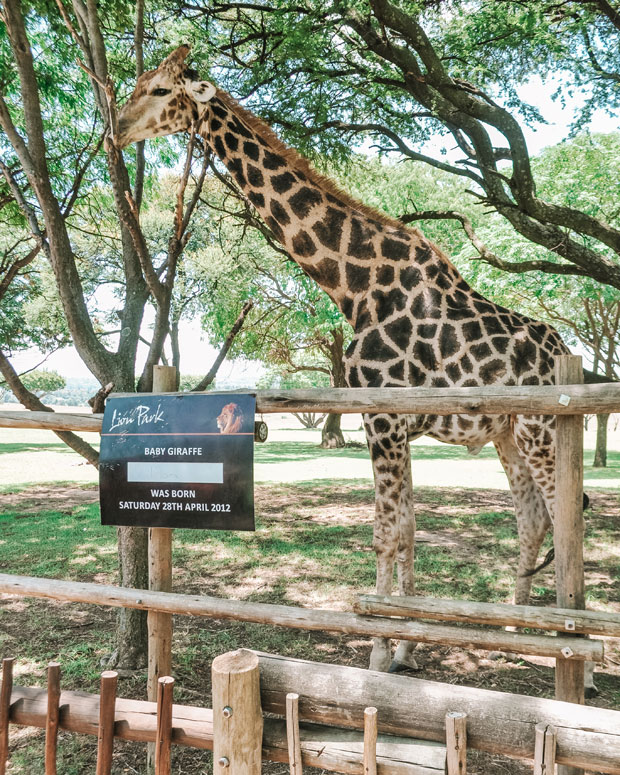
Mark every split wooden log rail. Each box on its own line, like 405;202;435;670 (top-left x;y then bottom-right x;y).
355;594;620;637
0;573;604;663
1;382;620;435
4;652;620;773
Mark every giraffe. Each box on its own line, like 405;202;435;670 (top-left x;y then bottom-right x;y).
117;46;593;688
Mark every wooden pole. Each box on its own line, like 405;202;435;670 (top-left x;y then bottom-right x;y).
355;594;620;637
0;658;13;775
148;365;176;701
155;677;174;775
147;365;176;774
286;693;302;775
363;707;377;775
45;662;61;775
212;649;263;775
95;671;118;775
2;383;620;433
534;723;557;775
445;712;467;775
555;356;585;775
0;574;603;664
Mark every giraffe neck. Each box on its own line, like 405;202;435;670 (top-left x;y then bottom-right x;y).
199;89;461;328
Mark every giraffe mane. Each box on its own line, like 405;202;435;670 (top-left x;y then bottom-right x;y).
216;90;428;239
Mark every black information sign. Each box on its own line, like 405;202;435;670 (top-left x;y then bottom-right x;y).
99;393;255;530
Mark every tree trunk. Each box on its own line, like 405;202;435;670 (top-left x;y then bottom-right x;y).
106;371;149;672
112;526;149;671
320;327;346;449
593;413;609;468
321;411;345;448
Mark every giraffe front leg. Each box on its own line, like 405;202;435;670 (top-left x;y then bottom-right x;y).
392;455;419;671
367;415;408;672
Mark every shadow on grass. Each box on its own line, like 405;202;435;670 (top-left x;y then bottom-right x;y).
255;441;500;465
0;441;73;456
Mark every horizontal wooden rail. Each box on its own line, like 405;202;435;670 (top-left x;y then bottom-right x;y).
1;384;620;433
8;684;445;775
257;652;620;774
355;594;620;638
0;575;603;662
0;410;102;433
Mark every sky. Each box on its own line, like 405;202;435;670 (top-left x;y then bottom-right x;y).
9;75;619;383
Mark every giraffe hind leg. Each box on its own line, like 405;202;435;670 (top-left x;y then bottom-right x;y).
391;456;420;671
367;415;411;672
494;431;552;607
511;422;598;697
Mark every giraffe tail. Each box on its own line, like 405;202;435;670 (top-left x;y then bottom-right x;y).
520;548;555;578
520;493;591;578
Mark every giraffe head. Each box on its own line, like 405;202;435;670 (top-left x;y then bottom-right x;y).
116;45;216;148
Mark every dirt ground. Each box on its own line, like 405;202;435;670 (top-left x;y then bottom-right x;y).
1;482;619;774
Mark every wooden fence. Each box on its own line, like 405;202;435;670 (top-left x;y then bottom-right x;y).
4;649;620;775
2;357;620;773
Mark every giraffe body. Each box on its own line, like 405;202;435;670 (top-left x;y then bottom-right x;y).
118;47;592;687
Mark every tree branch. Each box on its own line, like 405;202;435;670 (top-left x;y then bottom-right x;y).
191;300;254;392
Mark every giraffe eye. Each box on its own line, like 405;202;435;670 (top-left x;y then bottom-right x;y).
152;88;171;97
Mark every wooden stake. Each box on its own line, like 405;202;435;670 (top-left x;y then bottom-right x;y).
445;712;467;774
45;662;61;775
0;658;14;775
155;677;174;775
212;649;263;775
286;693;302;775
363;707;377;775
534;723;557;775
95;670;118;775
555;356;585;775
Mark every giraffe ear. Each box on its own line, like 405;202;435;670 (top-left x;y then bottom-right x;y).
161;45;191;75
190;80;217;103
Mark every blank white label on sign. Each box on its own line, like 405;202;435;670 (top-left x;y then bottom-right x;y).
127;462;224;484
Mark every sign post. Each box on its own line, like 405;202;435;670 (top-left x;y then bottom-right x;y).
148;366;176;705
98;368;256;772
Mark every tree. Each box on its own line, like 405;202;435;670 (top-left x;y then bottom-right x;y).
18;369;66;398
0;0;232;669
178;0;620;289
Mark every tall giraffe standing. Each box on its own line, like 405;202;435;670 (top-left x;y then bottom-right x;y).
117;46;584;678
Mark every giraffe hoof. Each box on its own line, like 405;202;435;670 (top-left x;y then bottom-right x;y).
388;658;420;673
585;684;599;700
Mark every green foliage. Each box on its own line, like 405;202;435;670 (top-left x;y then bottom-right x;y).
18;369;66;398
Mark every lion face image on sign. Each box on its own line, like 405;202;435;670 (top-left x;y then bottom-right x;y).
216;402;244;434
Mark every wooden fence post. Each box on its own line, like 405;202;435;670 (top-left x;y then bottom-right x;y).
45;662;61;775
0;658;14;775
534;723;557;775
212;649;263;775
96;670;118;775
286;693;302;775
147;365;177;773
155;676;174;775
445;711;467;775
363;707;378;775
555;355;585;775
148;365;177;701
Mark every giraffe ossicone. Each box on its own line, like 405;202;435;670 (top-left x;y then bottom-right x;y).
117;47;595;692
